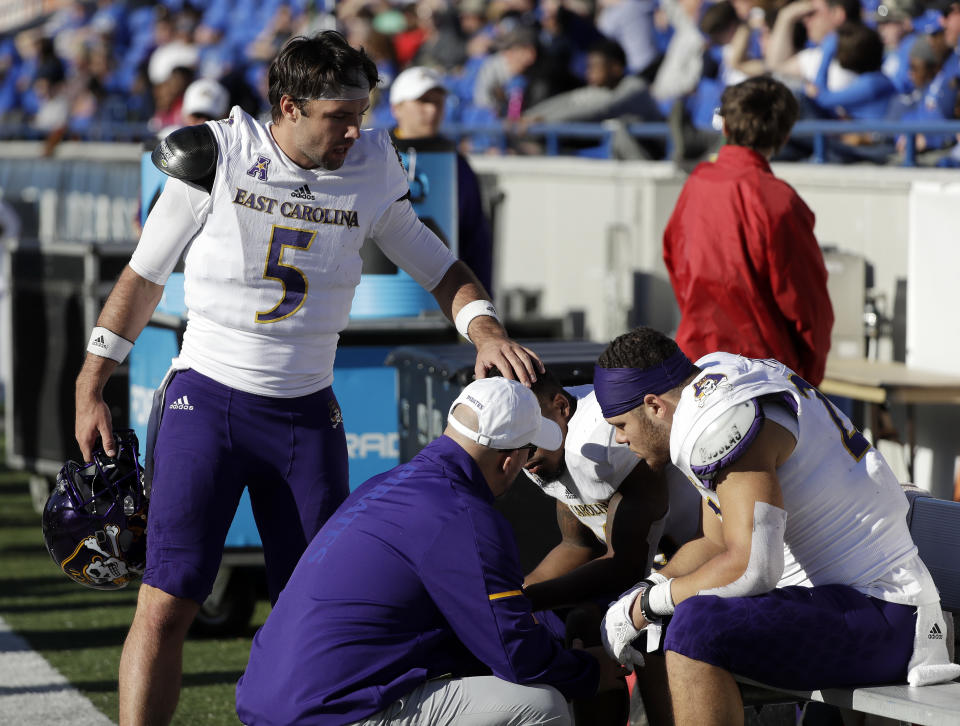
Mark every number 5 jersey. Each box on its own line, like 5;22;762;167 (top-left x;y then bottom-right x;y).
130;106;456;397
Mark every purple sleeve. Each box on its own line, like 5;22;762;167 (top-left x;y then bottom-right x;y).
419;507;599;700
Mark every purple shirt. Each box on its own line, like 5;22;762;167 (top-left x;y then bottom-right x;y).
235;435;599;725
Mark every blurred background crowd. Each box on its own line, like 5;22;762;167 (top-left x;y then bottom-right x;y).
2;0;960;164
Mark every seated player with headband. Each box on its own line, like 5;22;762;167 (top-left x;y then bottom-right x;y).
593;326;959;726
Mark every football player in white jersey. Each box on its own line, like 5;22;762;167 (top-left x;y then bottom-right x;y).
74;32;543;726
522;372;700;611
594;326;959;726
521;370;701;724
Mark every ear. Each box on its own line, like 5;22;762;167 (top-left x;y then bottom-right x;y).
553;391;571;421
279;94;299;121
497;451;515;476
644;393;669;420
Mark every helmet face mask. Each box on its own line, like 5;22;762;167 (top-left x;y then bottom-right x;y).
42;430;148;591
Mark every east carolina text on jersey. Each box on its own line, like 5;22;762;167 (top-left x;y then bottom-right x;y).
161;106;411;396
569;502;608;519
232;187;360;228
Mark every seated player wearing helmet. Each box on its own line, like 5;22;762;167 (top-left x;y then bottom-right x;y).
521;370;701;724
42;429;148;591
236;377;625;726
596;327;960;726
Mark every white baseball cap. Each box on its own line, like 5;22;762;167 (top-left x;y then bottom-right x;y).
447;378;563;451
389;66;447;105
148;42;200;85
182;78;229;119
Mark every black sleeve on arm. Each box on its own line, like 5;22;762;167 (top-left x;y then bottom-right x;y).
151;124;218;193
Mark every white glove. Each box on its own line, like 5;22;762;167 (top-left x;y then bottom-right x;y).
601;583;647;669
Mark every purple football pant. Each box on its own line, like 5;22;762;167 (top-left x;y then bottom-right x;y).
143;368;349;605
663;584;916;689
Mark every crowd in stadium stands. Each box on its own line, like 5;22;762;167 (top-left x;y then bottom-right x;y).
2;0;960;164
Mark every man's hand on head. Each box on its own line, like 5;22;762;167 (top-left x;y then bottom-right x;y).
470;317;544;386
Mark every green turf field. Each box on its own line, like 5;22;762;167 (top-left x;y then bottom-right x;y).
0;469;269;725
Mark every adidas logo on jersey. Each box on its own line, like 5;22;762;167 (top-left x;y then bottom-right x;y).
291;184;315;200
168;396;194;411
929;623;944;640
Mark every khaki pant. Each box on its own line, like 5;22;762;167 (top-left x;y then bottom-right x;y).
350;676;572;726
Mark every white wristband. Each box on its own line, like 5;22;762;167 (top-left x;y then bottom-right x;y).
87;326;134;363
454;300;500;343
648;580;675;616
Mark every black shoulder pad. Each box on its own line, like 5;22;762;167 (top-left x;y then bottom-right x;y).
151;124;218;190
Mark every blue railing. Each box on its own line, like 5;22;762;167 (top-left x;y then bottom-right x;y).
2;118;959;166
445;119;960;166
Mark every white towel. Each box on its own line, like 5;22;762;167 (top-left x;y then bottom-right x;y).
906;603;960;686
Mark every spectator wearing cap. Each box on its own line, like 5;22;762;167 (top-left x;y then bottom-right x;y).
236;376;625;726
389;66;493;294
181;77;229;124
876;0;920;93
156;76;229;138
146;41;199;133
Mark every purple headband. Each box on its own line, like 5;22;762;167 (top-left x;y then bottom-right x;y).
594;349;694;418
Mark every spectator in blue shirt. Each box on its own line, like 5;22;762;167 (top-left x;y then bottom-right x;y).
883;6;960;155
927;0;960;116
891;34;957;154
876;0;920;93
805;22;896;119
236;377;626;726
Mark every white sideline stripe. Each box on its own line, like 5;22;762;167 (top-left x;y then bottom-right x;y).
0;616;115;725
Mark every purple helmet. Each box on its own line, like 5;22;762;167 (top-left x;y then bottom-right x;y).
42;429;148;590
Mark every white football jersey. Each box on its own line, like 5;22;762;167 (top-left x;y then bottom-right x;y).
671;352;939;605
531;386;700;564
533;386;637;543
131;107;455;396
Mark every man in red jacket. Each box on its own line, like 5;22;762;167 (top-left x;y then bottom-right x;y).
663;76;834;385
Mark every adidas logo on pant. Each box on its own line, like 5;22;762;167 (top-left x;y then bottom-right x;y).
929;623;943;640
291;184;315;200
169;396;194;411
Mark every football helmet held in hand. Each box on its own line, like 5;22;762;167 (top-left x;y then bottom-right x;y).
42;429;148;590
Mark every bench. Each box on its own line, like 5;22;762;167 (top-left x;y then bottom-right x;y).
737;493;960;726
